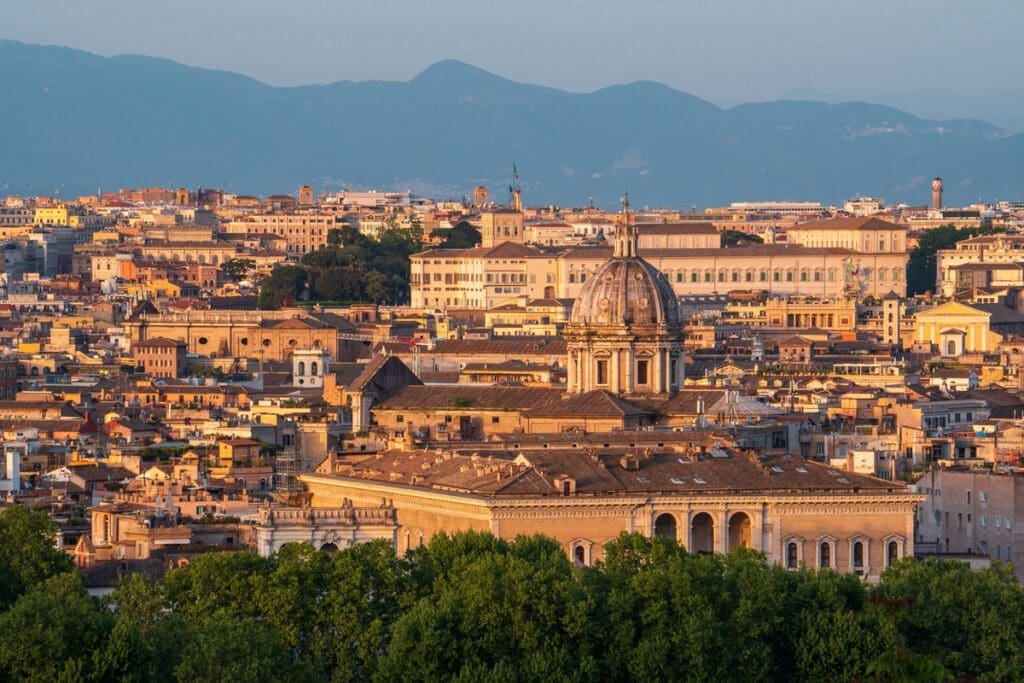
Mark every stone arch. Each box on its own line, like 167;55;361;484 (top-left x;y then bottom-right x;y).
728;511;752;550
690;512;715;553
653;513;678;541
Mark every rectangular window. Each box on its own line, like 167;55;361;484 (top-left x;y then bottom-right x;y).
800;272;808;282
759;272;768;282
773;272;781;282
637;360;649;384
596;360;608;385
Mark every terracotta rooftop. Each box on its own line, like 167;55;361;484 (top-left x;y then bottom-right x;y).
788;216;907;232
322;446;910;498
374;385;565;412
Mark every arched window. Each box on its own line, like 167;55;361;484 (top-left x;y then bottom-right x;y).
297;361;306;376
819;541;831;568
852;541;864;569
786;542;798;569
728;512;752;549
311;362;318;375
690;513;715;553
947;340;957;356
887;540;899;566
654;513;677;541
573;545;586;566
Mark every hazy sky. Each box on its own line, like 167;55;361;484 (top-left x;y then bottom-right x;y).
4;0;1022;117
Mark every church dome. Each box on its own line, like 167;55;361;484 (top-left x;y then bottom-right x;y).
569;250;681;329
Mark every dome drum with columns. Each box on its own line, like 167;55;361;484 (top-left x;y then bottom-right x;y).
566;197;685;397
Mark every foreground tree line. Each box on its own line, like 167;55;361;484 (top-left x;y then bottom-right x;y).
1;506;1023;682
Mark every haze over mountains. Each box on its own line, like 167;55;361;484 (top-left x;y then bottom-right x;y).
1;39;1022;208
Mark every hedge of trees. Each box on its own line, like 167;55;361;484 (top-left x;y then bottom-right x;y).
2;506;1024;681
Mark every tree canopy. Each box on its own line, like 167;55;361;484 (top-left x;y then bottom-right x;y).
431;220;482;249
907;221;1002;296
257;226;422;308
1;526;1021;681
720;229;764;247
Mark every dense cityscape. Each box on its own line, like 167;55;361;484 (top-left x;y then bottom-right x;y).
0;179;1023;679
4;2;1024;678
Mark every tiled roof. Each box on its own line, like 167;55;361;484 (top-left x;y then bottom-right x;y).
636;222;718;235
374;385;565;412
429;337;567;356
788;216;907;232
522;390;648;417
558;244;859;259
326;446;909;498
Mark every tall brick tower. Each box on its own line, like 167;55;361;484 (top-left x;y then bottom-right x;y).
931;177;943;211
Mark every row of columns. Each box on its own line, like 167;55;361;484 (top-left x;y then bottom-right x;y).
568;346;683;394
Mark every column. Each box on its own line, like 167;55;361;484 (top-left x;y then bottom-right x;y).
623;349;633;392
719;508;730;554
661;349;669;393
611;350;621;394
652;349;662;393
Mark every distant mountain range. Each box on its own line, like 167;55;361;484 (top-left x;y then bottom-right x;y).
1;39;1022;207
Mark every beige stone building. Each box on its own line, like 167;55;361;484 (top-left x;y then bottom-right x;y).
302;443;921;575
410;242;559;309
935;234;1024;297
786;216;907;254
125;310;358;362
411;238;907;311
134;337;187;378
915;466;1024;580
477;209;525;247
913;301;1020;356
225;211;340;255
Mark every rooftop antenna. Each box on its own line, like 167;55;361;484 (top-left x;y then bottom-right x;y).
509;163;522;211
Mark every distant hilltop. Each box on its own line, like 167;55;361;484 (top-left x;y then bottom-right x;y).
0;40;1022;206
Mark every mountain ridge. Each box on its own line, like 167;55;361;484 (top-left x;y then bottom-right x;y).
0;39;1020;206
